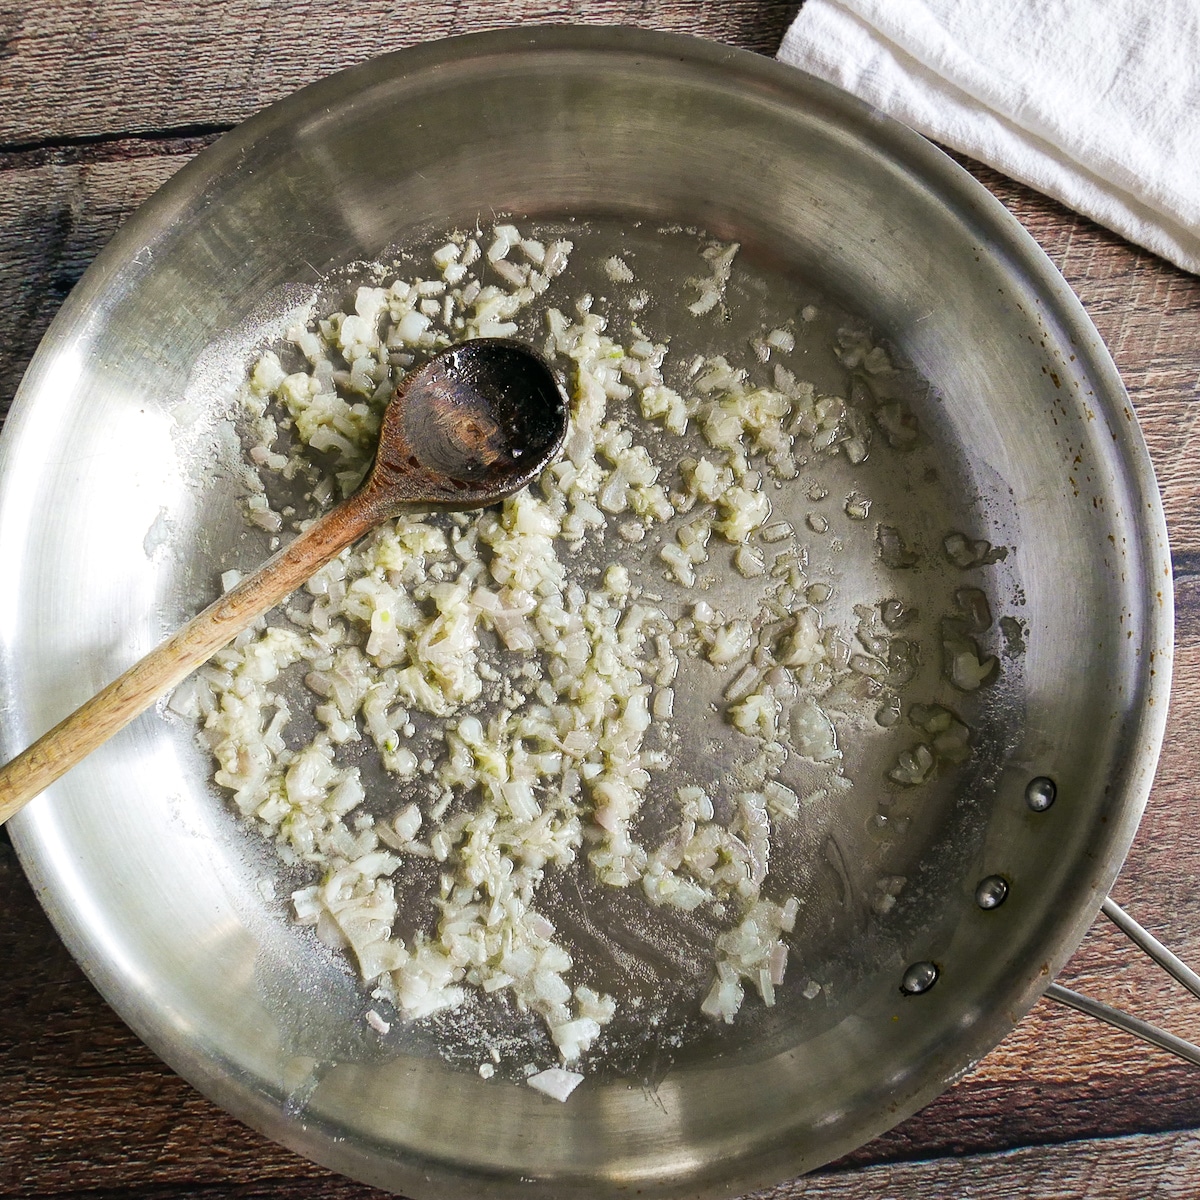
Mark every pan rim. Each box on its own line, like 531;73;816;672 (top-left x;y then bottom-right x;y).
0;24;1174;1198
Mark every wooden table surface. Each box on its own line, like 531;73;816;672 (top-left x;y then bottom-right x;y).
2;3;1199;1197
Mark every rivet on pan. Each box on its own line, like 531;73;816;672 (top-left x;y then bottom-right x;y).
900;961;939;995
1025;776;1057;812
975;876;1009;909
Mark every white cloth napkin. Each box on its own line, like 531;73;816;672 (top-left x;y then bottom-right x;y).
777;0;1200;275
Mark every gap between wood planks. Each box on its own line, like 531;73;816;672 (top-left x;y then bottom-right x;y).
0;125;229;164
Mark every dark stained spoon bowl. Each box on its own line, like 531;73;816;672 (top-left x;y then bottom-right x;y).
383;338;568;505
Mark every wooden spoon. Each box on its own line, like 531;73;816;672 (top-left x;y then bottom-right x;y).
0;338;568;825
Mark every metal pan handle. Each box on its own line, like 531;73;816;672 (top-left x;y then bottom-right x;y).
1046;898;1200;1067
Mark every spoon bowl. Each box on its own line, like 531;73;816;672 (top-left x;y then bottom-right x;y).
384;339;569;505
0;338;569;824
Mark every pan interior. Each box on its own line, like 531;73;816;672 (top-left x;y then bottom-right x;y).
0;28;1169;1200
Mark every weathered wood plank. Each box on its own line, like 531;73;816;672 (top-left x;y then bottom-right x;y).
22;1184;386;1200
788;1127;1200;1199
0;1;801;145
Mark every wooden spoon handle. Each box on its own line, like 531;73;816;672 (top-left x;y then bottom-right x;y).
0;489;383;826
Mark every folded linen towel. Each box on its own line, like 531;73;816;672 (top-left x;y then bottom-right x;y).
778;0;1200;275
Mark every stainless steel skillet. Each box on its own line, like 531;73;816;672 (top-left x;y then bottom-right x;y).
0;25;1179;1199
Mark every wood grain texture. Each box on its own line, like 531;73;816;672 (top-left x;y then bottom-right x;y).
2;4;1200;1198
0;0;801;144
788;1128;1200;1199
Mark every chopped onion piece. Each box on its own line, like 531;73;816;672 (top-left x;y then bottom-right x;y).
527;1067;585;1102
